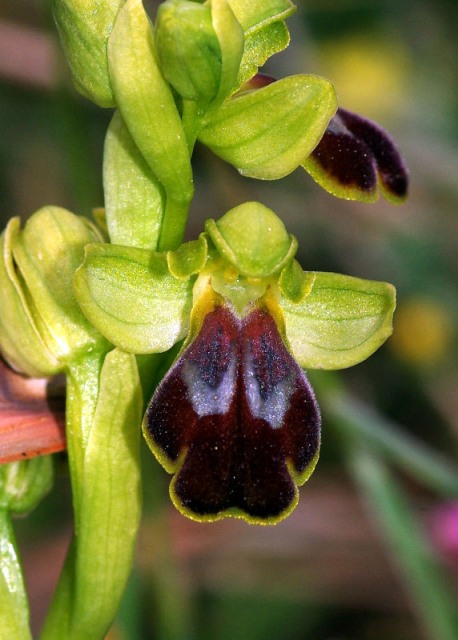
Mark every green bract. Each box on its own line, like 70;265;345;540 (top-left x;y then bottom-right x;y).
199;75;337;179
74;202;395;370
0;207;109;376
108;0;194;250
53;0;124;107
104;110;165;250
0;457;53;515
155;0;222;102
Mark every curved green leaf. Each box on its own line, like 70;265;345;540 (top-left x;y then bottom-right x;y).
281;271;396;369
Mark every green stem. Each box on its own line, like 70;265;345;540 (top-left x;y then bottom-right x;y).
157;196;192;252
310;372;458;497
347;447;458;640
0;509;32;640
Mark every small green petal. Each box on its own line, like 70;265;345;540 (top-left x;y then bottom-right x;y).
167;235;208;280
228;0;296;89
74;244;193;354
237;20;290;88
278;259;315;303
210;0;244;104
281;271;396;370
228;0;296;31
199;75;337;179
206;201;296;278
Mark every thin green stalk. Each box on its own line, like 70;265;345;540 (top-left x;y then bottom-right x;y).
347;446;458;640
0;509;32;640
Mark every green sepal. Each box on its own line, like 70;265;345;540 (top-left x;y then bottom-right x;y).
53;0;124;107
227;0;296;88
0;219;60;377
167;234;208;280
74;243;193;353
0;457;53;515
278;258;315;303
155;0;222;102
199;75;337;179
281;271;396;370
205;201;297;277
10;207;109;367
108;0;193;206
210;0;244;104
103;110;165;250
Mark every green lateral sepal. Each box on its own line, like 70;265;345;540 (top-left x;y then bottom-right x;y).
74;243;194;354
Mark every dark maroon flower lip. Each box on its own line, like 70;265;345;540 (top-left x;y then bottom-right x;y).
307;107;409;202
143;301;321;524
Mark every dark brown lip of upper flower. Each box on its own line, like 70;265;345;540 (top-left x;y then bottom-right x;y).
312;107;409;200
240;73;408;202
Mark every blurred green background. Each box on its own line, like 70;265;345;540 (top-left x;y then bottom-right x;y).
0;1;457;639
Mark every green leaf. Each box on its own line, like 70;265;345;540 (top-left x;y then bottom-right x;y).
199;75;337;179
281;271;396;369
107;0;193;206
74;243;193;353
11;207;109;366
104;110;165;250
53;0;124;107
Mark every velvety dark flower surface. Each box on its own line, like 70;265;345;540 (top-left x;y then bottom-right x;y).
304;107;409;202
144;298;321;524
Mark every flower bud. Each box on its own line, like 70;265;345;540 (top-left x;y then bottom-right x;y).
155;0;222;102
0;207;109;376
